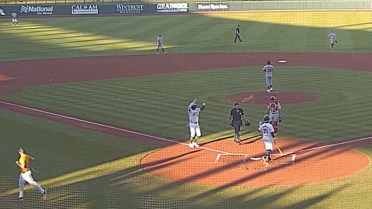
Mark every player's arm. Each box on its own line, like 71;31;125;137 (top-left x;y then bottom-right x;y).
15;160;22;168
200;103;206;111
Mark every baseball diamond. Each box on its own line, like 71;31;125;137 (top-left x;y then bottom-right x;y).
1;4;372;209
0;52;371;188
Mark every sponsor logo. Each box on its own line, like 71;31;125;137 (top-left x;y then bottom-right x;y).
0;7;6;16
71;5;99;15
20;5;54;15
156;3;188;13
116;4;144;14
197;3;229;11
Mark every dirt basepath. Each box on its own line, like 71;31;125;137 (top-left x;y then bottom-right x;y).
1;52;372;187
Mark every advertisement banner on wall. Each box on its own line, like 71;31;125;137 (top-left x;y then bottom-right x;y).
115;4;146;14
156;3;188;13
20;5;54;15
71;5;99;15
197;3;229;11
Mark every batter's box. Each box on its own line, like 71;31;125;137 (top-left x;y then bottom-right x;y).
214;153;249;164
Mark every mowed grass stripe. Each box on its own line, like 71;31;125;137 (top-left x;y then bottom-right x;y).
0;22;173;52
3;67;372;142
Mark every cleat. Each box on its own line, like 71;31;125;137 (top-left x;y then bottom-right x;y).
42;190;47;200
188;143;194;148
192;142;200;147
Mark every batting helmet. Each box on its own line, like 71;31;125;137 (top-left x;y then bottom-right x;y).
263;115;270;122
270;96;276;100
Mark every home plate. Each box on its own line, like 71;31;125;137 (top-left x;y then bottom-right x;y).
278;60;287;63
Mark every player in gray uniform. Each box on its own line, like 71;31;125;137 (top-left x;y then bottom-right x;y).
11;12;19;26
156;34;167;54
187;99;205;148
263;60;274;92
258;115;276;162
328;30;337;48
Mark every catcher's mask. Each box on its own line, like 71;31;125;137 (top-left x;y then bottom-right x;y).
270;96;276;100
263;115;270;122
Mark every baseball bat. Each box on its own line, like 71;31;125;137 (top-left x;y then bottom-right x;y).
31;167;45;176
274;140;284;155
277;146;284;155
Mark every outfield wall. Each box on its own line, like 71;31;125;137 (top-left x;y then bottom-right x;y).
0;1;371;17
191;1;372;11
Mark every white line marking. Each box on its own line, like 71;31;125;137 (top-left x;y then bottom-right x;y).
0;101;231;155
296;136;372;154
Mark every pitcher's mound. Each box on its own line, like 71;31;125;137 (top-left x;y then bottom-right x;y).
228;91;318;105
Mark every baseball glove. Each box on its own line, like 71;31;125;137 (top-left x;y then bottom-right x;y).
279;114;283;122
335;40;338;43
244;119;251;126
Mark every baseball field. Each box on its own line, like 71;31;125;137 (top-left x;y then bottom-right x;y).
0;5;372;209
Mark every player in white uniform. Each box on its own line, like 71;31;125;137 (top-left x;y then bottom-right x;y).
328;30;337;48
258;115;276;162
263;60;274;92
267;95;282;136
11;12;19;26
187;99;205;148
156;34;167;54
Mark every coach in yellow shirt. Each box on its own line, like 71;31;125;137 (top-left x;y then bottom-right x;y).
15;147;46;201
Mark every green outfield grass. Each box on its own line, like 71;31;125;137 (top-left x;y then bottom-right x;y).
1;11;372;209
1;12;372;61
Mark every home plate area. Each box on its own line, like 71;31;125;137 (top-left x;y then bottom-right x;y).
140;138;369;187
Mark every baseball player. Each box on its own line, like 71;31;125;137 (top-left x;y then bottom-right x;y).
156;34;167;54
15;147;46;201
267;95;282;136
187;99;205;148
229;103;248;144
234;25;243;44
328;30;337;48
258;115;276;162
11;12;19;26
263;60;274;92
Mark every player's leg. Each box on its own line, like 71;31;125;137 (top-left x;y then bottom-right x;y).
162;47;167;54
268;76;273;91
233;121;242;144
23;171;45;195
189;126;196;148
270;113;279;135
193;126;201;147
266;77;271;92
238;35;243;43
156;45;160;54
264;140;273;161
18;174;25;200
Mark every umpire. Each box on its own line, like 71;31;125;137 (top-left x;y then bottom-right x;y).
229;103;248;144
